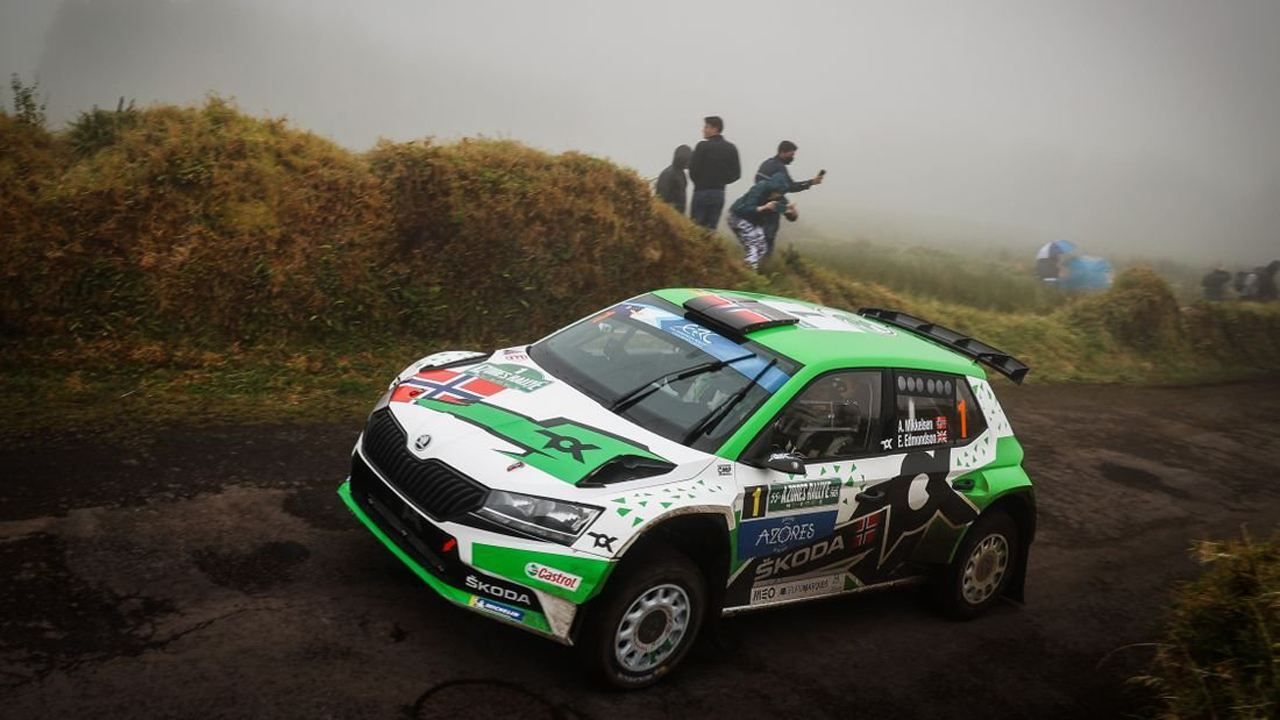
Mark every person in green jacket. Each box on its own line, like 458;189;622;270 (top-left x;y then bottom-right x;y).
727;172;791;270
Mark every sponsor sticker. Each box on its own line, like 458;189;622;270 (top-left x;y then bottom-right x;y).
464;574;534;607
587;532;617;553
524;562;582;592
767;479;841;512
742;485;768;520
738;512;837;559
467;362;552;393
468;596;525;622
669;322;716;347
749;573;844;606
752;507;888;582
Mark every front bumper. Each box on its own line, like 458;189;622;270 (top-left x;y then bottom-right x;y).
339;477;564;640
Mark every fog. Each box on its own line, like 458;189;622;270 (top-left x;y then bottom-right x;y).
4;0;1278;264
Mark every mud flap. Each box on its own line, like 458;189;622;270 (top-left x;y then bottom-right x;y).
1004;540;1030;603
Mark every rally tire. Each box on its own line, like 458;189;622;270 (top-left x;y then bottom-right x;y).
578;543;707;689
935;510;1019;620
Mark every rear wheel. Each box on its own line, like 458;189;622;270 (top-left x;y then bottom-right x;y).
578;544;706;689
936;510;1018;620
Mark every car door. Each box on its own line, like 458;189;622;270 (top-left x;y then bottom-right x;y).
833;370;984;585
724;369;985;609
724;369;888;608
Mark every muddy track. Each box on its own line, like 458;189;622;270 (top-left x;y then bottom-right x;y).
1;381;1278;719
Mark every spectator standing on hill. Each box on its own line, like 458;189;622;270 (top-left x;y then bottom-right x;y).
688;116;740;230
655;144;692;214
1035;239;1074;284
1201;266;1232;301
754;140;824;258
1258;260;1280;301
726;172;790;271
1234;270;1256;299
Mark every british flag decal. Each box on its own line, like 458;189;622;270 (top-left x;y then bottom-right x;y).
391;368;505;404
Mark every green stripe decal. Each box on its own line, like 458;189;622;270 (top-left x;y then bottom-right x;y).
415;398;668;485
338;481;553;634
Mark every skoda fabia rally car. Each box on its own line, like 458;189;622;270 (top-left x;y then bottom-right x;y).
339;289;1035;687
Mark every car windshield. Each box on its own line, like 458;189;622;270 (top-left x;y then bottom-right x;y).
529;294;798;451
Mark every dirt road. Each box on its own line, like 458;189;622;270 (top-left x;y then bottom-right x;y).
2;381;1278;719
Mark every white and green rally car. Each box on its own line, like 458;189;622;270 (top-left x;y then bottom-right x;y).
339;289;1034;687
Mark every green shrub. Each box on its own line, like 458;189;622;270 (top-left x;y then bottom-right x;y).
1;97;1278;385
367;137;752;344
1066;267;1184;354
2;98;392;343
66;98;141;158
1138;531;1280;719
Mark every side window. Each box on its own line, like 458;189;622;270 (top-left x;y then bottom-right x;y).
756;371;882;461
955;377;988;444
891;372;956;450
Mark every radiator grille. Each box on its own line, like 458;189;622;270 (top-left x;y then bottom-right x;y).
360;408;487;521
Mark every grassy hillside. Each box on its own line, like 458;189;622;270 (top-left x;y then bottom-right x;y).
1;98;1277;431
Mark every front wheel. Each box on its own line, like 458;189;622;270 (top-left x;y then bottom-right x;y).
578;544;706;689
935;510;1019;620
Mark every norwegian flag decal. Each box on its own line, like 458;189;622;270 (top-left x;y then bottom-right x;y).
850;506;887;550
683;293;799;333
391;368;504;404
693;294;773;325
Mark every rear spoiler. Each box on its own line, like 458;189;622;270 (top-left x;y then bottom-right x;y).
856;308;1030;384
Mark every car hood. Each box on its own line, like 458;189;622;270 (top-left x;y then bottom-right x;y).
376;348;716;500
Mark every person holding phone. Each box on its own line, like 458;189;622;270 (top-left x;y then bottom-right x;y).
754;140;825;259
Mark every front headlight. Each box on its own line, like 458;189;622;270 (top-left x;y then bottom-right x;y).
474;490;602;545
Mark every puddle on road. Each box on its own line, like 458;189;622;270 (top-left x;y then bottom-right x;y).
1098;461;1192;500
282;486;354;531
0;532;177;687
191;540;311;594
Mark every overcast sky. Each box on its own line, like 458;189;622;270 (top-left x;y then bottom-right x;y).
3;0;1278;263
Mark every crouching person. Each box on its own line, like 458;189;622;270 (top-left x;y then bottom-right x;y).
727;172;790;271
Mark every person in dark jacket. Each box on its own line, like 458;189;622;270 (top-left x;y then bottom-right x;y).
1258;260;1280;301
726;172;790;270
754;140;824;258
1201;266;1232;301
755;141;824;191
688;116;741;230
1035;240;1074;283
656;144;692;213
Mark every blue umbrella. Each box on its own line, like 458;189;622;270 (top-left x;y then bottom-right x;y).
1052;239;1076;254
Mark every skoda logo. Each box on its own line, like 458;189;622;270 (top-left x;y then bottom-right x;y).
413;434;432;451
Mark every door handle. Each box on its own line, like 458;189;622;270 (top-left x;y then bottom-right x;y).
854;488;885;502
952;478;975;492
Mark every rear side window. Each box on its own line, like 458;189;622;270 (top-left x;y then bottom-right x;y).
955;377;988;444
891;372;956;451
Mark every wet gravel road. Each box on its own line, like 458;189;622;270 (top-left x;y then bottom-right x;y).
2;381;1278;719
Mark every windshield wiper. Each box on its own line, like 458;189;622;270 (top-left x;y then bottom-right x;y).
609;353;756;413
681;358;778;446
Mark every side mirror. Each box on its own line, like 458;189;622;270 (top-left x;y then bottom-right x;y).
763;451;805;476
